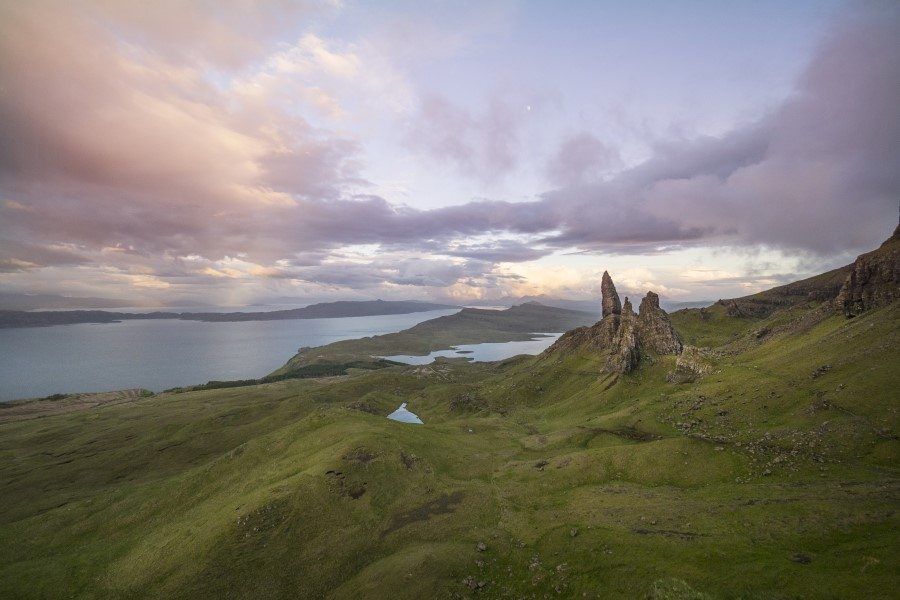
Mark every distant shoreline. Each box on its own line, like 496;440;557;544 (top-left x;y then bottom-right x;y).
0;299;460;329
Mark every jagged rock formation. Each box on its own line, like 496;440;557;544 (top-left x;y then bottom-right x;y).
605;298;639;373
636;291;683;355
548;273;683;374
835;224;899;317
601;271;621;317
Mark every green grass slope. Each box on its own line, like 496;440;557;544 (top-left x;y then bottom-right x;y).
0;302;897;598
272;302;597;377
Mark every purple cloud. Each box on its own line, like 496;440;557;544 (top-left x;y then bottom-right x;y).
0;2;897;298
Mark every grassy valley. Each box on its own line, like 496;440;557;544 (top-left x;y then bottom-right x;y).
0;270;897;598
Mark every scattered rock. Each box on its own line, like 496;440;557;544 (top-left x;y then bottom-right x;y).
346;400;380;415
344;447;375;464
570;527;579;537
399;451;419;470
450;392;486;412
476;541;487;552
811;364;832;379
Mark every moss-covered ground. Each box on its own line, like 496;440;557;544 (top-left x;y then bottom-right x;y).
0;302;897;599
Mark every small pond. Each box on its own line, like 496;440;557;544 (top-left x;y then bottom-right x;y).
387;402;424;424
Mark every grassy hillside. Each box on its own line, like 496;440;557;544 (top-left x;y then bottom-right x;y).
272;302;597;377
1;292;896;598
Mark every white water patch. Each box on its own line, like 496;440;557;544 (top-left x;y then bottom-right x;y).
387;402;424;424
381;333;562;366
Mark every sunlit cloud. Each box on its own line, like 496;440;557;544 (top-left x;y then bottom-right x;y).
0;1;897;306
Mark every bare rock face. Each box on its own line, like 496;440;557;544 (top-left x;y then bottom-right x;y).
549;315;620;353
636;291;684;355
666;345;713;383
605;298;639;373
601;271;621;317
547;272;683;375
836;224;899;317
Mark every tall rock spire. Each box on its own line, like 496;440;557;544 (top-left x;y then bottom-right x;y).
601;271;621;317
546;271;683;376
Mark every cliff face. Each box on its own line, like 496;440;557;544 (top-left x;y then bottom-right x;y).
836;225;900;317
548;273;683;373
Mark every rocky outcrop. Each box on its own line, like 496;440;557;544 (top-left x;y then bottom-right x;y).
601;271;621;317
547;273;683;374
714;264;851;319
636;291;683;355
666;345;713;383
605;298;640;373
836;224;899;317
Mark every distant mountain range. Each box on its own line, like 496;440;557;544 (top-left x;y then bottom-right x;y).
0;300;459;329
466;295;712;313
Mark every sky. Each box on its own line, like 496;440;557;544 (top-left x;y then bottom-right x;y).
0;0;898;308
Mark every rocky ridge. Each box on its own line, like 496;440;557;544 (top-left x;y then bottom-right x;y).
836;223;899;317
548;272;683;373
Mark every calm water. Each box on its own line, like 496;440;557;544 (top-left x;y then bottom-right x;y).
386;402;423;424
0;309;458;401
381;333;562;365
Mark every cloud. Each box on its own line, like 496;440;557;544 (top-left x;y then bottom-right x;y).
405;94;527;183
0;240;87;272
545;133;621;186
78;0;339;69
1;2;897;303
393;2;897;257
443;240;548;263
533;4;900;255
0;1;363;262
